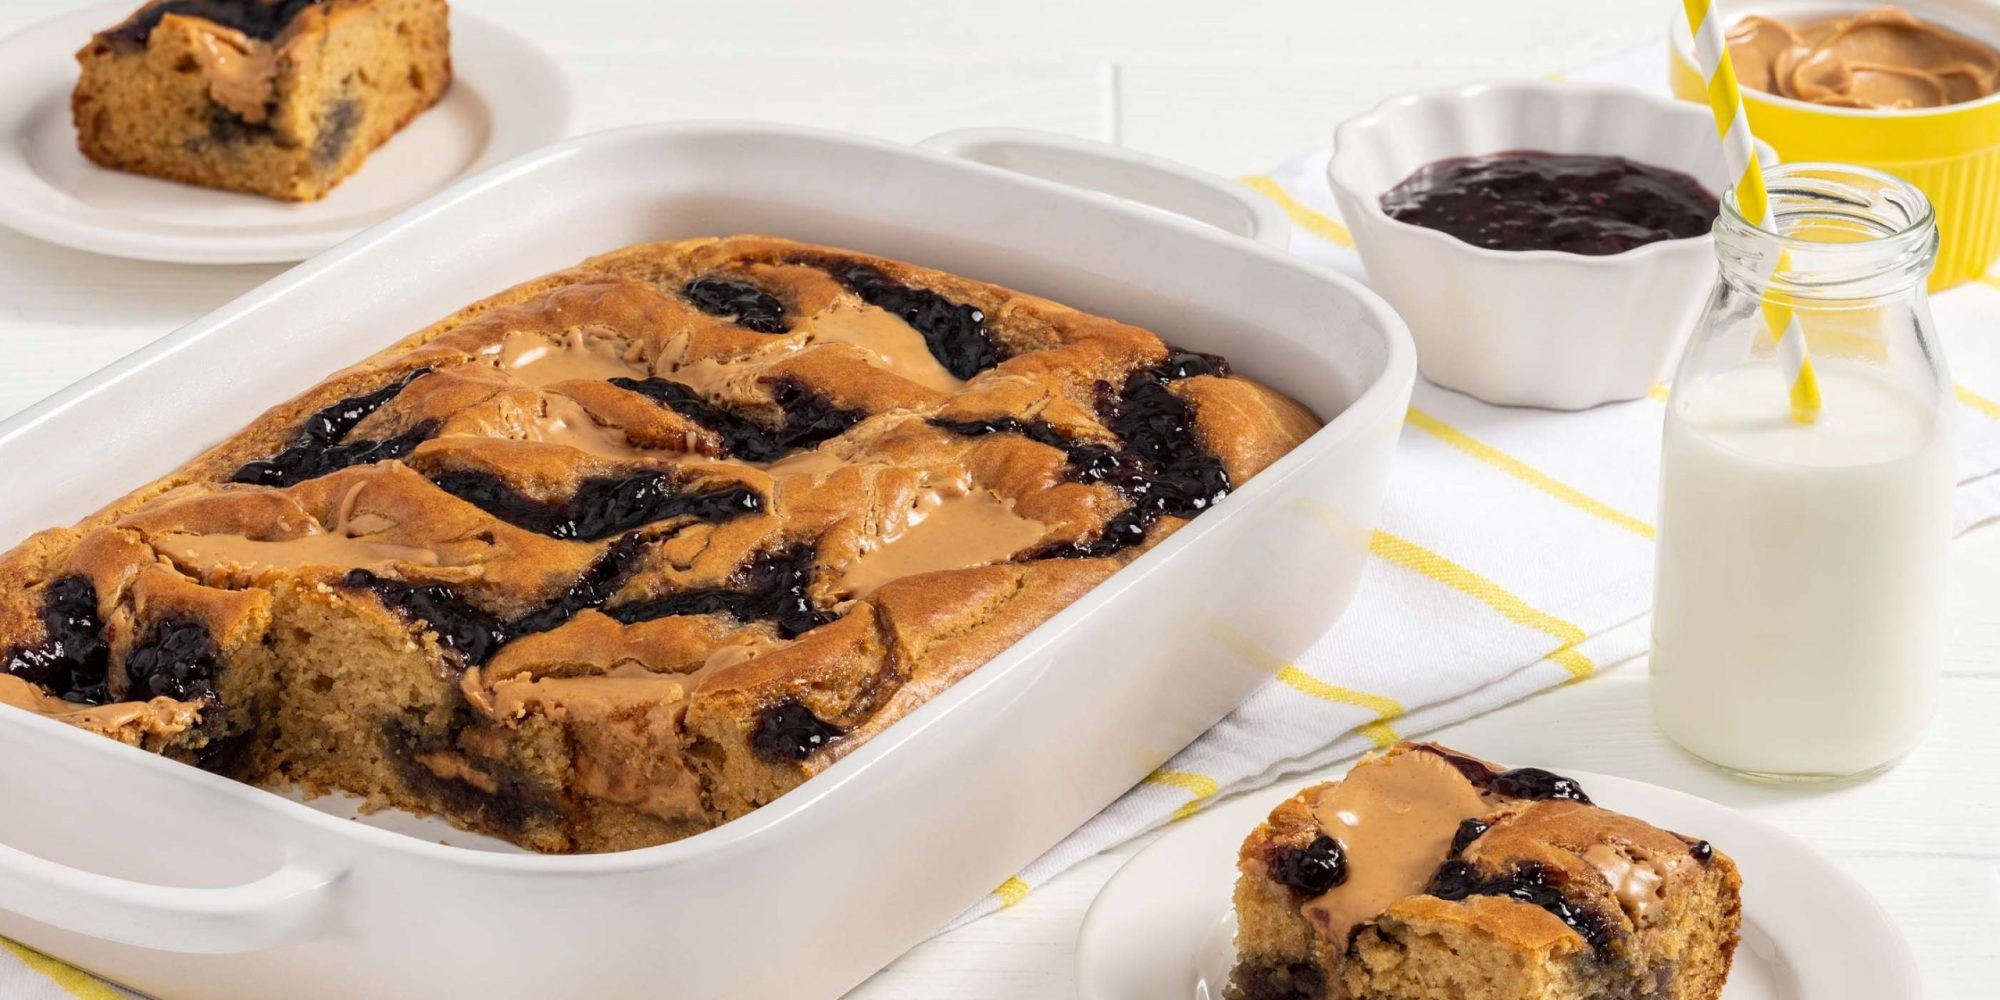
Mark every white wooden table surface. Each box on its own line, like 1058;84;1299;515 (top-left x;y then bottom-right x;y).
1;1;1993;997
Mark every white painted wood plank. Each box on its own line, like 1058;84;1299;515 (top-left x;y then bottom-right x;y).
559;52;1104;143
1845;856;2000;999
1115;10;1656;173
410;0;1655;62
0;228;282;419
1947;526;2000;677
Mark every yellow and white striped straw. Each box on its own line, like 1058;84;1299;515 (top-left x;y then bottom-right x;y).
1682;0;1822;423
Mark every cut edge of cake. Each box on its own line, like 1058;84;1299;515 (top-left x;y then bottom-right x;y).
1228;742;1742;1000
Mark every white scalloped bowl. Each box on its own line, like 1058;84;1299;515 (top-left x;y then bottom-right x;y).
1330;80;1775;410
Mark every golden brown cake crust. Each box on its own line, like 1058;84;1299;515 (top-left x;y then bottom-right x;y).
72;0;452;201
0;235;1321;853
1229;743;1742;1000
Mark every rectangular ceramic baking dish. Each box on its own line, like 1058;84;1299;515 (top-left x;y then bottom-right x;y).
0;123;1414;999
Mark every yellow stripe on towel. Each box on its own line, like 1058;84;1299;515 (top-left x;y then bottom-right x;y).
1957;383;2000;421
1406;407;1656;540
994;876;1032;908
1146;769;1221;820
1975;273;2000;291
1209;622;1405;746
0;939;127;1000
1239;176;1355;247
1368;532;1597;679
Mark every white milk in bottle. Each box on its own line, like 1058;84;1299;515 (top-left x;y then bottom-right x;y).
1651;362;1953;776
1651;164;1954;778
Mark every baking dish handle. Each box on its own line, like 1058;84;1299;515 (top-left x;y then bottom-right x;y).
917;128;1290;249
0;840;341;954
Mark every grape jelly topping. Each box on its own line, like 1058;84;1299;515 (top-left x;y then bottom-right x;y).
1414;744;1592;804
1381;152;1719;256
824;262;1002;380
344;571;511;667
751;700;846;762
1038;359;1232;558
606;544;831;639
1268;834;1349;895
5;579;219;705
681;278;788;334
347;536;836;666
106;0;325;47
507;533;651;637
1449;818;1491;858
2;576;112;705
928;417;1123;483
427;469;761;541
124;618;220;702
231;368;435;487
609;375;864;462
345;533;650;667
1157;349;1232;381
1429;860;1612;952
1689;840;1714;865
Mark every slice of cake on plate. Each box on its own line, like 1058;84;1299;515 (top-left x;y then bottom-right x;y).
72;0;451;201
1229;742;1741;999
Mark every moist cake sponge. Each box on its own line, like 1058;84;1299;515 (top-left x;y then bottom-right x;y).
72;0;451;201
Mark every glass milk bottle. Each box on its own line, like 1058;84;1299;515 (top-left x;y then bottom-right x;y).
1651;164;1954;780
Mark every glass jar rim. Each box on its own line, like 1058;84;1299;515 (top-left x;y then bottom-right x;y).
1719;161;1936;250
1715;162;1938;297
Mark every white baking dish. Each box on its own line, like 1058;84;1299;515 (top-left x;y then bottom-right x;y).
0;123;1414;999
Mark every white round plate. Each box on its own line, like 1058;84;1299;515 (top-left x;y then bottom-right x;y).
0;3;570;263
1076;769;1919;1000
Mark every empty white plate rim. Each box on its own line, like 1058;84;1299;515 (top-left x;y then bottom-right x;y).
1075;768;1918;1000
0;3;570;263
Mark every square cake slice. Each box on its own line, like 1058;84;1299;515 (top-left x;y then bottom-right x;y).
1229;743;1742;1000
73;0;451;201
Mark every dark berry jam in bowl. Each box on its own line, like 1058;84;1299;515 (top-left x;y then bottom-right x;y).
1380;151;1720;257
1328;80;1770;409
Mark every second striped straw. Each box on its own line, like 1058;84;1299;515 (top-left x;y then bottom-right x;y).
1679;0;1822;423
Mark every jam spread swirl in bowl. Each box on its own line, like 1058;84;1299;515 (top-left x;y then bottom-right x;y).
1379;151;1720;256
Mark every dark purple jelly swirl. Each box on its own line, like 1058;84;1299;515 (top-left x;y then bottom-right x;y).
681;278;788;334
823;262;1002;380
610;375;863;463
230;368;434;487
1428;860;1612;952
426;468;761;542
2;576;112;705
1381;152;1718;256
106;0;324;48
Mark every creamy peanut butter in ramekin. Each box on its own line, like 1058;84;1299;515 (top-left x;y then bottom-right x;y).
1729;6;2000;109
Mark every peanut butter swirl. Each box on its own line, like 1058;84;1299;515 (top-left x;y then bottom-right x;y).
1729;6;2000;109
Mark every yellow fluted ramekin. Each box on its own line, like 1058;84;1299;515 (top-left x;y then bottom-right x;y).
1670;0;2000;290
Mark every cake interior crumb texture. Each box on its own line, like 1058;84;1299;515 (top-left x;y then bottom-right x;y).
0;236;1323;855
1228;743;1742;1000
72;0;452;201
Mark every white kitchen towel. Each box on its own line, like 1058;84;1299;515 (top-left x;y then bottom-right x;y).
10;42;2000;999
945;43;2000;925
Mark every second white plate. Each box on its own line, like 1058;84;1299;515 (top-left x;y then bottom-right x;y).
1076;769;1918;1000
0;3;571;263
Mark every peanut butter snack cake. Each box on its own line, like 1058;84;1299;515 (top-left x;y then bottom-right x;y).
73;0;451;201
1229;743;1742;1000
0;236;1320;853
